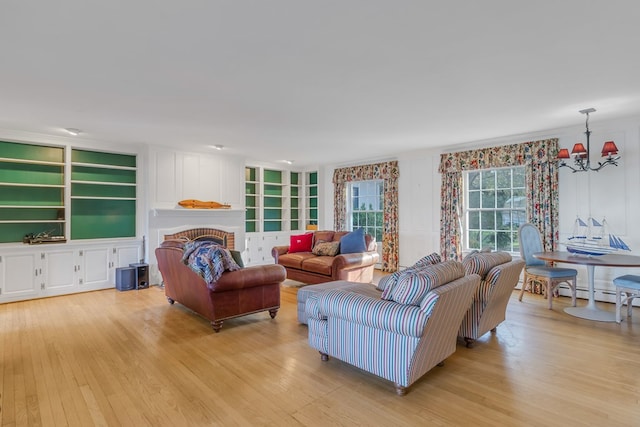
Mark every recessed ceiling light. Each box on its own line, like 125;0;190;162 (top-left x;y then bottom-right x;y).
64;128;81;136
211;144;224;150
283;160;293;165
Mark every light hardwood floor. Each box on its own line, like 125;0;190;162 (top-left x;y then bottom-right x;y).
1;279;639;426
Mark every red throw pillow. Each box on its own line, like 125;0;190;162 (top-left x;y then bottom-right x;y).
289;233;313;253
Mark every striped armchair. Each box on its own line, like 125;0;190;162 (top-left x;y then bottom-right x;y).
458;252;525;348
306;260;480;395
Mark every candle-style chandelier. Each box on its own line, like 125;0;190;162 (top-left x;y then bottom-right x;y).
557;108;620;172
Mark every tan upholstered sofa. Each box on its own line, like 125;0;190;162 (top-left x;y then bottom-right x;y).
272;230;379;284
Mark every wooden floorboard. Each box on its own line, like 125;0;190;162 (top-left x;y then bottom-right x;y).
1;279;639;426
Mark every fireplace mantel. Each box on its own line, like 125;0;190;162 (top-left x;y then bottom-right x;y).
148;207;246;284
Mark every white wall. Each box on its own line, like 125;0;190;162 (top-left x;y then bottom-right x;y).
321;114;640;302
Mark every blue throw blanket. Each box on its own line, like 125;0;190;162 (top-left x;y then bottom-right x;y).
181;241;241;285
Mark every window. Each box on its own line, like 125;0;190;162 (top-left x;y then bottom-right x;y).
347;180;383;242
465;166;525;252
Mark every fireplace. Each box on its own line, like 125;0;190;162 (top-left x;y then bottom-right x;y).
148;208;245;284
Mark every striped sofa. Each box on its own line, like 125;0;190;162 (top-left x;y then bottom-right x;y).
458;251;525;348
306;259;480;395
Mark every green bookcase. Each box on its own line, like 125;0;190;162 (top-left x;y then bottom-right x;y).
0;141;65;243
70;149;137;239
306;171;318;228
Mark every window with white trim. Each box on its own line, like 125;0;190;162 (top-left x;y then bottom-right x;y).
347;180;383;243
465;166;525;252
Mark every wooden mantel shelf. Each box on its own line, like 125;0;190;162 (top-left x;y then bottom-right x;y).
151;208;245;217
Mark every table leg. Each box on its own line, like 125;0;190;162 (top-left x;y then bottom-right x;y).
564;264;616;322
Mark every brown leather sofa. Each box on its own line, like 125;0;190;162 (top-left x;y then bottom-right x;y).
156;240;286;332
271;230;379;285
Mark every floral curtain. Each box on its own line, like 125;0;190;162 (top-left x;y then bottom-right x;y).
333;161;399;272
438;138;559;260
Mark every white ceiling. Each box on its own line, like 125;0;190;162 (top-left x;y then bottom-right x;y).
1;1;640;166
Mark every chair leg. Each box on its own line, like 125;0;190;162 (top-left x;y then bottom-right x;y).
547;282;554;310
518;277;529;302
571;278;577;307
628;294;636;319
616;289;623;323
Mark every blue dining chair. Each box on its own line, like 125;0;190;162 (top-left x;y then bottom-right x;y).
518;223;577;309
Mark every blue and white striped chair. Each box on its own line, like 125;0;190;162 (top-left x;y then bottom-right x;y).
306;260;480;395
458;252;525;348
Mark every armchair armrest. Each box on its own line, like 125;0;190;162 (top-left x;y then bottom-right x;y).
316;289;429;337
332;252;380;271
209;264;286;292
271;245;290;263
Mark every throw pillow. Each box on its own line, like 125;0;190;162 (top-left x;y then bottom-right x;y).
289;233;313;253
390;270;432;306
312;241;340;256
378;271;401;294
339;228;367;254
229;250;244;268
412;252;442;268
389;260;465;306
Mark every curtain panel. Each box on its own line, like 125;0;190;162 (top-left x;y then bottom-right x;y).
333;161;399;272
438;138;560;260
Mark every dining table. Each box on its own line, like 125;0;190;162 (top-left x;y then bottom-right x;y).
532;251;640;322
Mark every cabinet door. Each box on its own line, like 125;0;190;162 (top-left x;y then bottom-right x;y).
0;253;39;301
108;244;141;284
43;250;76;295
77;247;110;288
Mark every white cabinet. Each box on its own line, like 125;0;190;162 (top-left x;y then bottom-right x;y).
244;232;288;266
0;239;143;303
0;252;39;301
42;249;76;295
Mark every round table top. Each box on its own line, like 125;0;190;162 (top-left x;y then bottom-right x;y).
533;251;640;267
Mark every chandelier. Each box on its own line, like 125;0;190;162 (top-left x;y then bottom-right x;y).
557;108;620;172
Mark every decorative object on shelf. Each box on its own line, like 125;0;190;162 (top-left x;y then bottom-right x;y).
178;199;231;209
563;217;630;256
23;231;66;244
557;108;620;172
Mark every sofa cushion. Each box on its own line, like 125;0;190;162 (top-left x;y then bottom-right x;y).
312;241;340;256
339;228;367;254
301;256;334;276
462;252;512;278
386;260;465;306
290;233;313;253
278;252;316;269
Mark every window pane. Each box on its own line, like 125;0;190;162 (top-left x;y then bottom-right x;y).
480;211;495;229
468;211;480;229
496;169;511;189
481;231;495;249
496;232;512;251
497;189;511;208
468;190;480;209
468;172;480;190
513;168;525;187
481;171;495;189
468;230;480;249
481;190;495;208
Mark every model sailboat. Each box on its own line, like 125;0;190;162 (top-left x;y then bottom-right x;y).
564;217;630;256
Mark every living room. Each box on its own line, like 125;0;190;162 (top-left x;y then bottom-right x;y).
1;1;640;425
